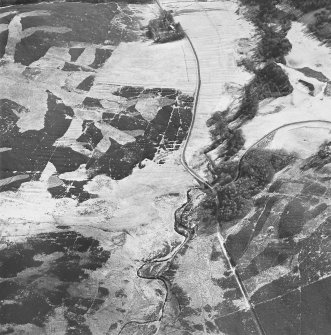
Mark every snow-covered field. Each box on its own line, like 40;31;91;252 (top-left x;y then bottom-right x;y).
267;122;331;158
89;39;196;96
287;21;331;78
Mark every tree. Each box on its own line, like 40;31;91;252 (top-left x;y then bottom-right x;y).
256;62;293;98
259;28;292;60
208;113;229;140
226;129;245;158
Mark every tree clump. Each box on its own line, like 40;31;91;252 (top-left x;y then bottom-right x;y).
213;161;238;186
147;10;185;43
301;141;331;171
308;9;331;42
258;28;292;63
207;112;229;141
226;129;246;158
207;112;246;159
235;62;293;120
254;62;293;98
216;149;296;222
240;148;296;183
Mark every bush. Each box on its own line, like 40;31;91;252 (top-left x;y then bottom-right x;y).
241;148;296;183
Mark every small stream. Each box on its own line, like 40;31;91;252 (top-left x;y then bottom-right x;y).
116;189;197;334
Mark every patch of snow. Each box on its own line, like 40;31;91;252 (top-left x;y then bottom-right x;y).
286;21;331;79
97;122;136;150
75;46;96;67
0;23;8;33
4;14;22;60
40;162;57;182
47;175;64;188
0;147;12;152
21;26;71;39
54;117;92;157
128;3;158;27
0;11;17;19
267;124;331;158
89;40;196;100
0;174;30;188
135;96;163;121
20;10;51;18
59;164;89;181
30;46;71;69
